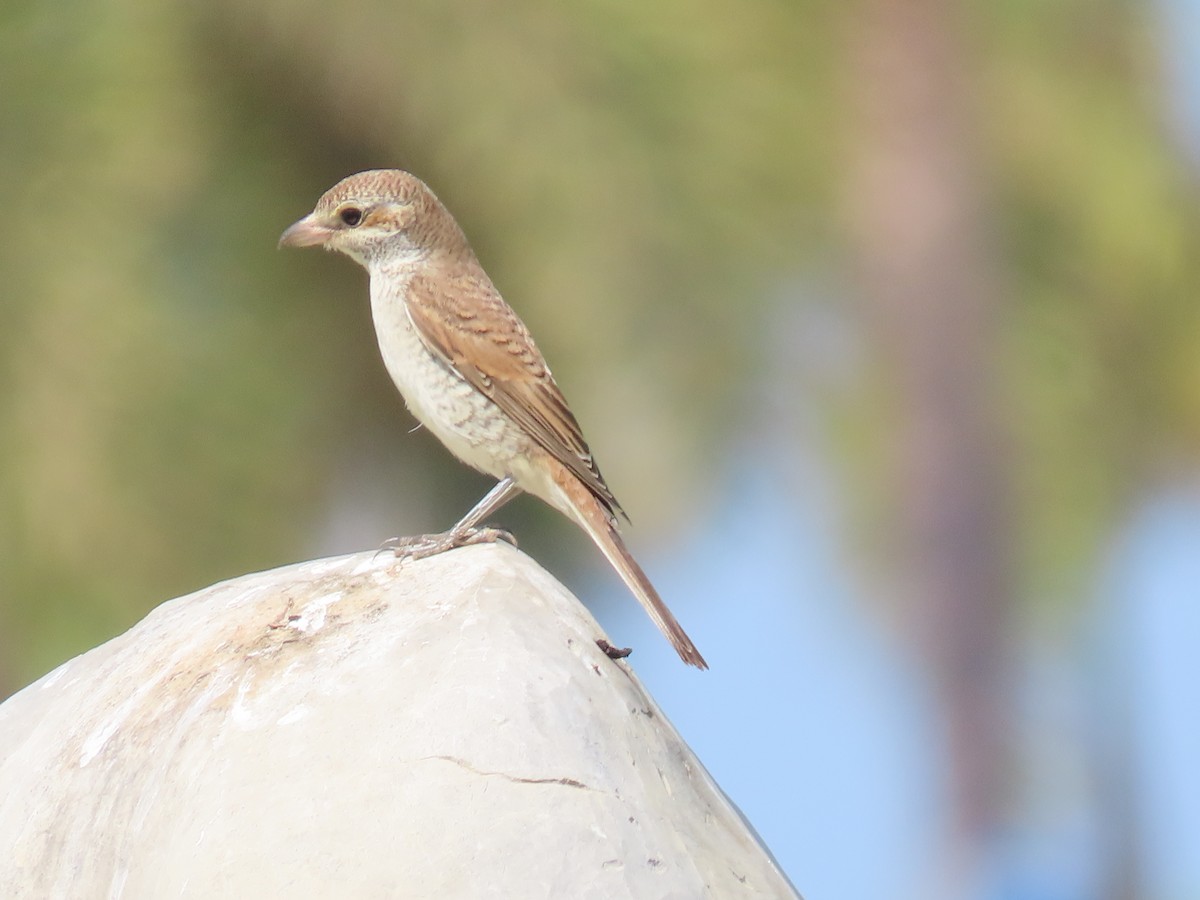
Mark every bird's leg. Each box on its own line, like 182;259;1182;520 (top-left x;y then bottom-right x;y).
383;477;524;560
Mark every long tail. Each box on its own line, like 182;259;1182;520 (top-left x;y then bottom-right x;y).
553;466;708;669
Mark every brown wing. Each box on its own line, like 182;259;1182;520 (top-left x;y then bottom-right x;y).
404;262;626;521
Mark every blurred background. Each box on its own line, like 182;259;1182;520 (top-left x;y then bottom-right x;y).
2;1;1199;897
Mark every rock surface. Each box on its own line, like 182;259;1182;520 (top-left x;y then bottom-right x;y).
0;543;799;898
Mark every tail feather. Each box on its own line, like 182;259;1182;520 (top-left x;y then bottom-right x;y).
555;469;708;669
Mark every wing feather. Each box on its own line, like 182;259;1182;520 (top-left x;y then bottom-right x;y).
405;263;626;521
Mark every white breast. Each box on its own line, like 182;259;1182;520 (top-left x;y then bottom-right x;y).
368;273;527;481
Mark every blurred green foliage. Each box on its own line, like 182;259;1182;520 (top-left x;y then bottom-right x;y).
986;4;1200;604
1;0;1196;691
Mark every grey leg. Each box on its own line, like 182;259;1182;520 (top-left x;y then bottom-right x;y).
449;477;523;533
382;477;524;560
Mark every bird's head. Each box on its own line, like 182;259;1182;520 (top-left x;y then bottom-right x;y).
279;169;465;269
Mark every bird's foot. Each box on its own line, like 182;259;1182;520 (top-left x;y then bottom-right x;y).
381;526;517;562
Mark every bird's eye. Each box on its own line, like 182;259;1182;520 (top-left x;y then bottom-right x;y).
339;207;364;227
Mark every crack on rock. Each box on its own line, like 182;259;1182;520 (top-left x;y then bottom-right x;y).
426;755;594;791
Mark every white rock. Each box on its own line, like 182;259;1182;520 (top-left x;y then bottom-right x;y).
0;543;800;899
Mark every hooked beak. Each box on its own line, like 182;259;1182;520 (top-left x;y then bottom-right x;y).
278;213;334;249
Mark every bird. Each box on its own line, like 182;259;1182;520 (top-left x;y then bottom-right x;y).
279;170;707;669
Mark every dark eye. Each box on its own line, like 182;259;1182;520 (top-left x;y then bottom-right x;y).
339;207;364;227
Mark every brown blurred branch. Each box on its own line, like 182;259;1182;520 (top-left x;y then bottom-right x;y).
842;0;1013;882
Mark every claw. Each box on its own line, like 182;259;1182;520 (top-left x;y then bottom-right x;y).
379;526;517;562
